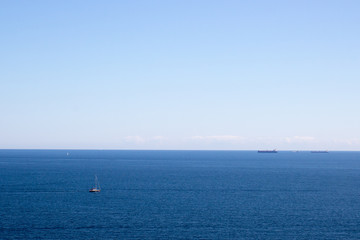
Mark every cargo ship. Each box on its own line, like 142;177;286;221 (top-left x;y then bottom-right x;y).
258;149;278;153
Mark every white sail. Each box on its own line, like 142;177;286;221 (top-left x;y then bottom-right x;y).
94;175;100;190
89;175;101;192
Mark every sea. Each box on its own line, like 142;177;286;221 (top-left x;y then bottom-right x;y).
1;150;360;239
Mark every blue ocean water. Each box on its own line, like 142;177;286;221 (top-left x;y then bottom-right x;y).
1;150;360;239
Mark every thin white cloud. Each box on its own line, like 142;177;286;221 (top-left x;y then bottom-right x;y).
332;138;360;145
124;136;146;144
123;136;169;144
152;136;168;141
285;136;315;143
190;135;245;142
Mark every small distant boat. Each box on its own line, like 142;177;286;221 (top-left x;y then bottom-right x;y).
311;150;328;153
89;175;101;192
258;149;278;153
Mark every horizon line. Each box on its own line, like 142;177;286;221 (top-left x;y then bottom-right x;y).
0;148;359;152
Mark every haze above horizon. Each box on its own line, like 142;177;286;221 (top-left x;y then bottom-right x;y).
1;1;359;150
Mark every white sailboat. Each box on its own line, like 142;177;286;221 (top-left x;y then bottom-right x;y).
89;175;101;192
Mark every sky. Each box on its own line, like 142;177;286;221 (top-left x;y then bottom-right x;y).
0;0;359;150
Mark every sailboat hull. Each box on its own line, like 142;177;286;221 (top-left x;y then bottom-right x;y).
89;188;100;192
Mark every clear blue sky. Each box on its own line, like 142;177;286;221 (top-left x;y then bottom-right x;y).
1;1;359;150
